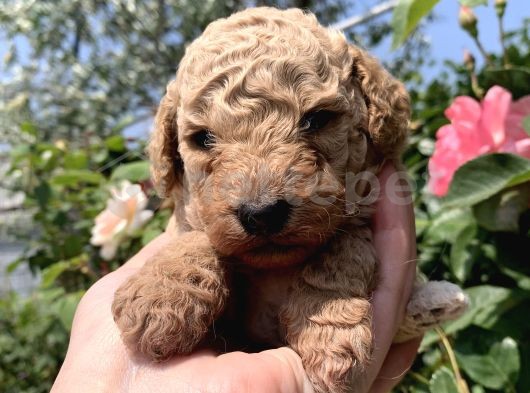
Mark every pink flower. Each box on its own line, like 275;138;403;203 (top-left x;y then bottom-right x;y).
90;181;153;260
428;86;530;196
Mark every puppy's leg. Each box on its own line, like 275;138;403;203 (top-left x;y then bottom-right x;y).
394;281;469;343
112;231;228;360
280;227;377;393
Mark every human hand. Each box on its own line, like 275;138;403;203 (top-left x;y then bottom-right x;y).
51;163;420;393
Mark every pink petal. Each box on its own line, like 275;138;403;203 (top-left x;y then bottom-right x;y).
428;125;470;196
94;210;122;236
505;95;530;141
480;86;511;148
429;89;530;198
445;96;481;124
515;139;530;159
510;95;530;117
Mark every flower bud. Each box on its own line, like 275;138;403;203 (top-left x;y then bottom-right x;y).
495;0;507;18
54;139;67;150
463;49;475;72
459;6;478;38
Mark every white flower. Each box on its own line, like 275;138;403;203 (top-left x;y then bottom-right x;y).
90;181;153;260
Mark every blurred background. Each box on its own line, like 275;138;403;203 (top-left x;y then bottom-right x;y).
1;0;529;392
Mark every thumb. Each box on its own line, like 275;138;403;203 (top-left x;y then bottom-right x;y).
253;347;314;393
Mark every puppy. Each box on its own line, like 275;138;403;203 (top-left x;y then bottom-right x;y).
112;7;468;393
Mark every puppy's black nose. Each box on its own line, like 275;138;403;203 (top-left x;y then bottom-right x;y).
237;199;291;235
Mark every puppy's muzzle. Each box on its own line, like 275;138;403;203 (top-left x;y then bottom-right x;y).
237;199;291;236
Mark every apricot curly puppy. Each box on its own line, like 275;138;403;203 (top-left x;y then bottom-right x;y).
112;7;468;393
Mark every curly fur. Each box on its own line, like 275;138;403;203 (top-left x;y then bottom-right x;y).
112;231;227;359
112;7;467;393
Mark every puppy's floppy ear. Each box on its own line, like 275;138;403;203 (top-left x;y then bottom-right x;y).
348;45;410;160
147;80;183;197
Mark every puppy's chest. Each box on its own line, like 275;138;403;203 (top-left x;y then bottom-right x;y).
238;266;301;347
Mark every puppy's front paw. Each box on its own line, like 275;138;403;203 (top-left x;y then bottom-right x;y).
395;280;469;342
112;272;205;360
282;296;373;393
111;232;228;360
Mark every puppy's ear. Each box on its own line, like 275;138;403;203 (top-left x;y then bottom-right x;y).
147;80;183;197
349;45;410;160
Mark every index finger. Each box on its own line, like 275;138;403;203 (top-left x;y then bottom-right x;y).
366;163;417;387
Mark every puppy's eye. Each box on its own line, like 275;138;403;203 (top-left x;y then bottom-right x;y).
300;110;337;132
190;129;215;150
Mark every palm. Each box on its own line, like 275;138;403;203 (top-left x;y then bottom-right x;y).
51;244;309;393
52;164;420;393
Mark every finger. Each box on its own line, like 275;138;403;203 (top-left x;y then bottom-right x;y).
369;338;422;393
367;163;418;387
253;347;314;393
372;162;417;328
73;232;175;330
180;348;312;393
75;232;174;309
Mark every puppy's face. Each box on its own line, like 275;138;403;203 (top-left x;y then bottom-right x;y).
149;8;410;268
178;64;365;268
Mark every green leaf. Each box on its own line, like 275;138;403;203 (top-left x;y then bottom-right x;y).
40;287;66;303
391;0;440;49
93;149;109;164
41;262;70;288
6;259;22;274
498;266;530;291
458;0;487;6
10;144;30;163
483;67;530;99
456;337;520;390
34;181;51;208
63;151;88;169
141;227;163;245
52;291;85;331
62;236;83;259
424;208;474;244
51;170;105;186
449;222;477;282
105;135;126;152
429;366;459;393
465;287;527;330
110;161;150;182
444;154;530;208
110;115;136;133
471;385;486;393
20;121;37;136
473;184;530;232
523;115;530;137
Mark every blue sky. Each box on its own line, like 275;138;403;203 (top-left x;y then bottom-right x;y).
391;0;528;74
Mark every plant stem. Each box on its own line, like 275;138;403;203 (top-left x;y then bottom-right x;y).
435;326;470;393
498;15;509;66
409;371;430;386
472;36;492;67
470;72;484;99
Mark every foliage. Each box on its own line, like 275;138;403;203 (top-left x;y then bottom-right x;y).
0;0;529;392
5;131;172;279
396;1;530;390
0;289;81;393
391;0;440;49
1;131;171;390
1;0;418;144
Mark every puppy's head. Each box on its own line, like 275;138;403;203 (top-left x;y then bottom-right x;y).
149;8;409;268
